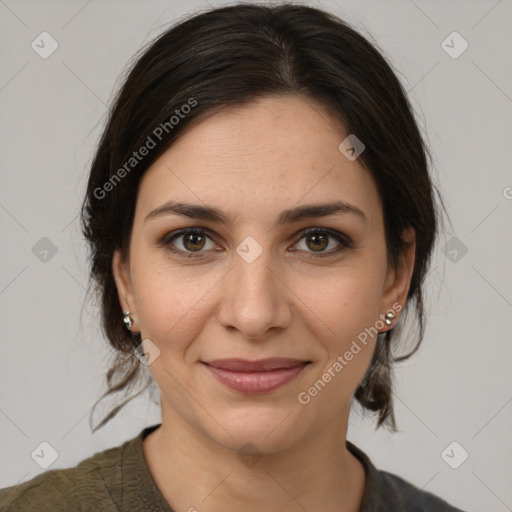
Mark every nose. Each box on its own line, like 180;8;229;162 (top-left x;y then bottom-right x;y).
217;249;293;341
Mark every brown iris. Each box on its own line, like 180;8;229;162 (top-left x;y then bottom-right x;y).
183;232;206;251
306;232;328;252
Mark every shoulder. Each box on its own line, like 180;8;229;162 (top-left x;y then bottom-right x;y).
346;441;467;512
0;465;80;512
376;469;466;511
0;442;128;512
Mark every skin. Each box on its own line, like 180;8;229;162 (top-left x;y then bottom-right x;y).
113;95;415;512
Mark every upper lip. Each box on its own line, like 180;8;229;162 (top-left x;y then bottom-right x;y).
203;358;311;372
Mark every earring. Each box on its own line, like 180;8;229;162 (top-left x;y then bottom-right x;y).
384;310;395;326
123;311;133;331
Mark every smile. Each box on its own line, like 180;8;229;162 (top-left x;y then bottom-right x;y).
201;359;311;394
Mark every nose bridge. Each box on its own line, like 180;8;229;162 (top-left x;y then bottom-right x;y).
217;243;291;339
235;247;275;299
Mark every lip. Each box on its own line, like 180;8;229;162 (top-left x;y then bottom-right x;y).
204;358;310;371
202;358;311;394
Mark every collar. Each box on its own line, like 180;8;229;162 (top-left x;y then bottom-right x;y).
122;424;389;512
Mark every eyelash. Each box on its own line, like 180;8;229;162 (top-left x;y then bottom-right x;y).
159;227;353;260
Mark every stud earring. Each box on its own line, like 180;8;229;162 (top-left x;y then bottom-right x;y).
384;310;395;326
123;311;133;331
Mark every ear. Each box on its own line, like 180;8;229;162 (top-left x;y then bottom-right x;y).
112;249;138;331
379;228;416;325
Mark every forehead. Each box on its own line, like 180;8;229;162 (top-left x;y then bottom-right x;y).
136;95;382;228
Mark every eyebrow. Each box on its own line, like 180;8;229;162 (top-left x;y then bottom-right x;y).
144;200;368;226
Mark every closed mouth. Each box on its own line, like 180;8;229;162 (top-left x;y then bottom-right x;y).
202;358;311;372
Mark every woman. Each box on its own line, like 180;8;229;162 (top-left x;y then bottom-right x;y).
0;3;466;511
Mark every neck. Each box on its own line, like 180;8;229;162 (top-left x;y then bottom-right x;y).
143;406;366;512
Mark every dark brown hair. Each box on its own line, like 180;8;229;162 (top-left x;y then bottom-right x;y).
81;2;442;433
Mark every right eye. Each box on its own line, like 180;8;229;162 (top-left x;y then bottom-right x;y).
160;228;218;258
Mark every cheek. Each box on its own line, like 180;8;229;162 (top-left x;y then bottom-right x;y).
129;251;220;349
300;260;385;335
294;258;386;378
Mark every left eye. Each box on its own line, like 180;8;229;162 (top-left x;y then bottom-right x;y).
161;228;351;258
293;228;350;256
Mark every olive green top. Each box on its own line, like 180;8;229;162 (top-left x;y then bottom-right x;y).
0;423;465;511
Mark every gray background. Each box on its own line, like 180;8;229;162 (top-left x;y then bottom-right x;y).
1;1;511;511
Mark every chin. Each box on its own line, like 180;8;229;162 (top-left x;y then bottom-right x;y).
203;407;308;455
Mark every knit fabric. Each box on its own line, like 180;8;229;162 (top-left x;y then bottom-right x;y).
0;423;465;511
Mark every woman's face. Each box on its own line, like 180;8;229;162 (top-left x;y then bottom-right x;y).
113;95;414;453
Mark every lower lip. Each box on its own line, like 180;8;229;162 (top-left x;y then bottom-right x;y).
203;363;309;394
